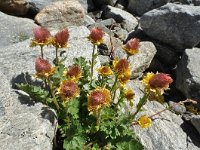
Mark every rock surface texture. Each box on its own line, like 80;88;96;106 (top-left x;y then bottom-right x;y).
35;0;85;28
176;47;200;108
127;0;169;16
140;3;200;50
102;5;138;31
0;12;37;47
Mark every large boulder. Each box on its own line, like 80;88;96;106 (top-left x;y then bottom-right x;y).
0;11;37;47
35;0;85;28
127;0;169;16
102;5;138;32
140;3;200;50
0;0;56;17
176;47;200;108
0;0;30;16
0;26;100;150
126;80;200;150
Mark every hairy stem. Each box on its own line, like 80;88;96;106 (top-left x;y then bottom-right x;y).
55;47;59;66
90;44;96;84
47;77;60;111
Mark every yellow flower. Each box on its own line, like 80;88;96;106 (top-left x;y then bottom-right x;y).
113;59;130;74
88;87;111;112
118;69;131;86
123;38;140;56
125;88;135;100
88;27;104;45
57;80;80;101
65;65;82;81
138;115;152;128
35;57;55;78
97;66;113;77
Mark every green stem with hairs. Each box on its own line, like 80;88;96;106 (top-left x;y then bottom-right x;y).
111;74;119;102
55;47;59;66
47;77;60;111
90;44;96;85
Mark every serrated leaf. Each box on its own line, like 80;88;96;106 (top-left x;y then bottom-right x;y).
16;83;49;103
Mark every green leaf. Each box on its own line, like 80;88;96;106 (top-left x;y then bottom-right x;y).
68;99;80;119
63;135;86;150
116;139;144;150
16;83;49;103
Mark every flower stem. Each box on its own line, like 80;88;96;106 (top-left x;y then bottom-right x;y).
55;47;59;66
131;93;149;120
148;99;197;119
40;46;44;58
131;99;197;126
47;77;60;111
111;74;119;102
90;44;96;84
127;55;130;60
96;109;102;126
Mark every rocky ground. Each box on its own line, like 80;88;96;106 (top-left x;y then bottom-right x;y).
0;0;200;150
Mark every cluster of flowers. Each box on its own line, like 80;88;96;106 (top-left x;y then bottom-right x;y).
31;26;173;129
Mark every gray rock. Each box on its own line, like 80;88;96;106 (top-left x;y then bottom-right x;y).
0;69;56;150
84;15;95;26
35;0;85;28
98;18;116;27
169;101;187;114
0;0;29;16
127;0;169;16
78;0;95;12
153;42;180;66
92;0;114;9
176;47;200;108
140;3;200;50
114;41;157;78
0;12;37;47
0;26;100;150
148;57;168;72
102;5;138;32
193;0;200;5
98;55;110;65
114;26;128;41
191;115;200;135
0;0;59;17
126;80;200;150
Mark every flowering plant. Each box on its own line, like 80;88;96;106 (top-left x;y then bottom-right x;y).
17;26;194;150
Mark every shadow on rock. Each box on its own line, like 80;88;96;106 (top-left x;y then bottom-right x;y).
41;107;57;125
11;72;43;89
15;90;36;106
181;121;200;148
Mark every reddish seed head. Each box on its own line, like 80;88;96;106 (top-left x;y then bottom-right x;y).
33;26;51;43
90;27;104;42
126;38;140;50
149;73;173;89
67;65;81;78
62;81;79;98
35;57;52;73
54;28;69;48
90;91;105;105
114;59;129;73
